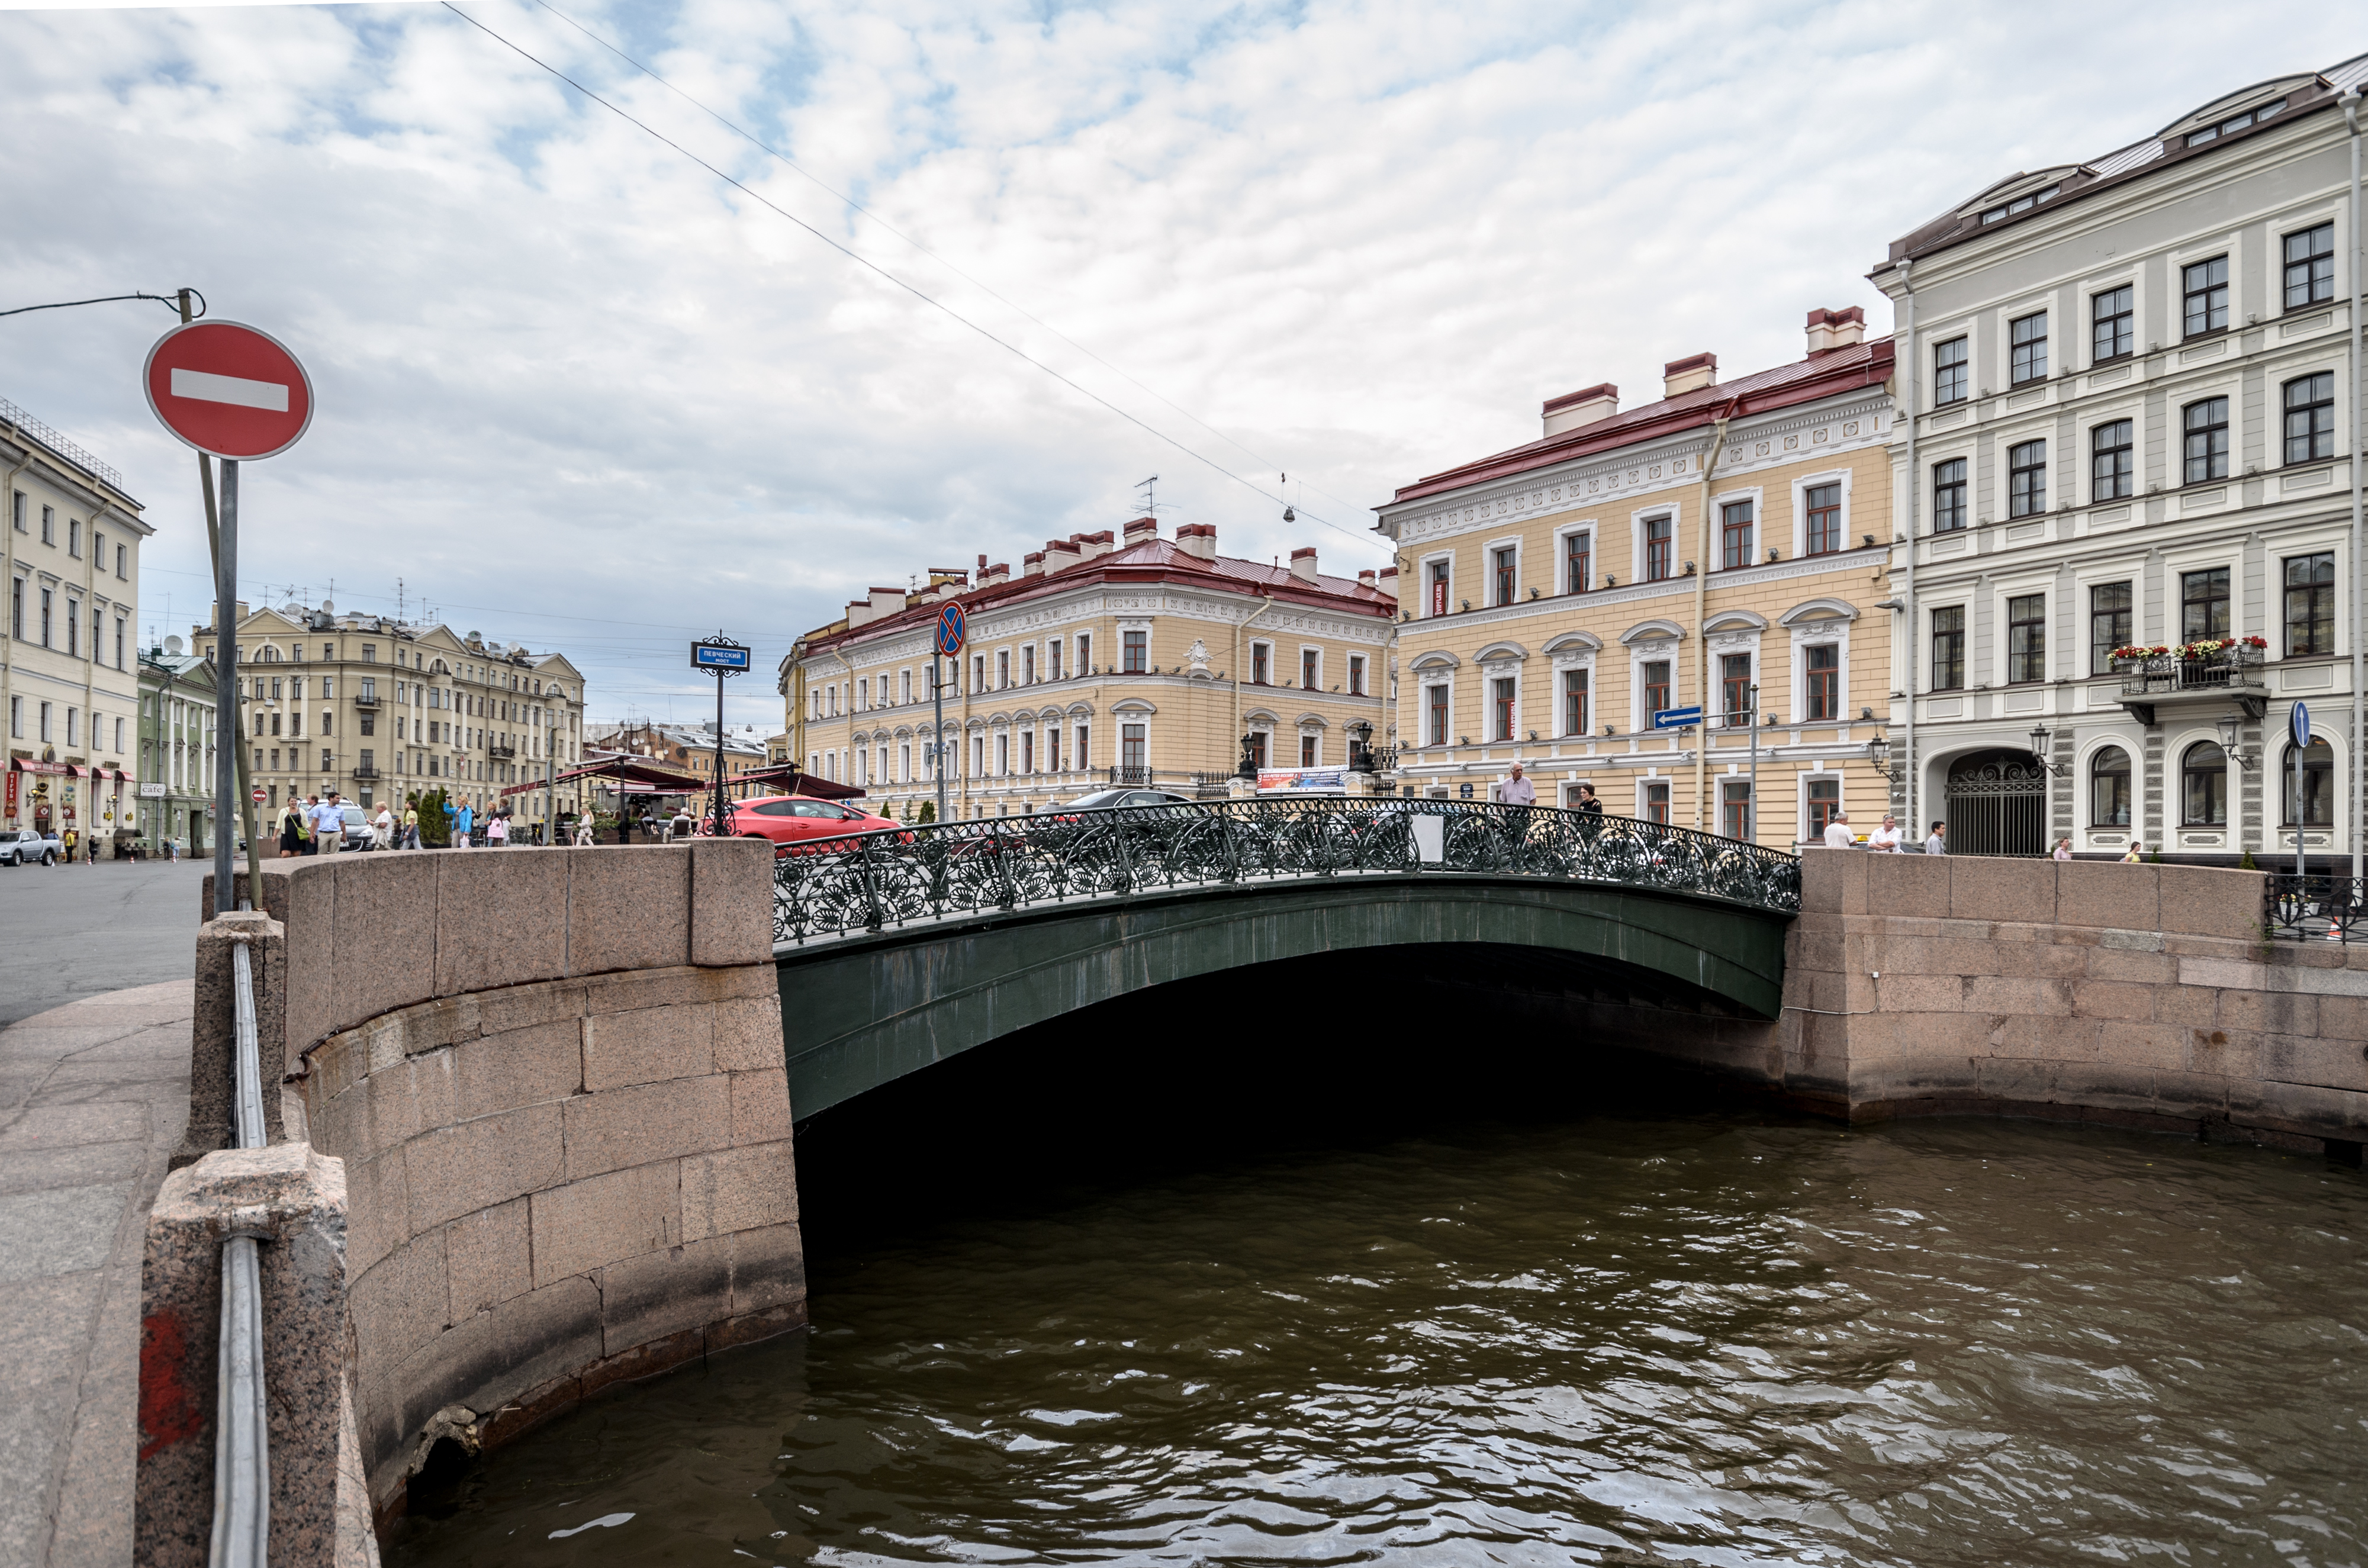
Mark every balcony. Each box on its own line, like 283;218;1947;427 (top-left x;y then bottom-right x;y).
2114;642;2267;725
350;764;379;781
352;692;379;709
488;743;517;760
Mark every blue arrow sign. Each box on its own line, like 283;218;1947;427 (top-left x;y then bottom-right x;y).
2292;700;2311;750
1652;706;1704;730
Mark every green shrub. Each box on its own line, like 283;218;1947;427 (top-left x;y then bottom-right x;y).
916;799;936;824
412;787;452;848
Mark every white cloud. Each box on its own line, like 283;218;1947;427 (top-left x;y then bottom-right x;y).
1;0;2356;726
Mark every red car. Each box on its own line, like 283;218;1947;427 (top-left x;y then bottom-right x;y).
706;795;900;855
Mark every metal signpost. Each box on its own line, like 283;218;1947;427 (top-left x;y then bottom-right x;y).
692;636;752;838
144;317;313;913
932;603;965;825
2292;701;2312;879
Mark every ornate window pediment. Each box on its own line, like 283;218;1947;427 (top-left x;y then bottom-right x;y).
1620;619;1687;646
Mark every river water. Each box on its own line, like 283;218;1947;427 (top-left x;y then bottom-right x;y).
389;1106;2366;1567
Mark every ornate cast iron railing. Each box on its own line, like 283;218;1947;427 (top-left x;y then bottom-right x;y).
2116;645;2267;698
771;798;1800;946
2264;872;2363;944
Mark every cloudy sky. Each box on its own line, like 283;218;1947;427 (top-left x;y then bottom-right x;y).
2;0;2359;727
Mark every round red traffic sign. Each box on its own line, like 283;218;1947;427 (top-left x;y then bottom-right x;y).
144;321;314;460
251;786;266;804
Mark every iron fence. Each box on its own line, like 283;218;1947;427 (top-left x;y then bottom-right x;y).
2116;645;2267;698
772;797;1801;945
2263;872;2364;944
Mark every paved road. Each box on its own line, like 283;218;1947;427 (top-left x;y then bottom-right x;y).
0;981;194;1568
0;859;213;1026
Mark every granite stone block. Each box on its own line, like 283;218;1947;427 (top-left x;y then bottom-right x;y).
378;1275;601;1494
681;1141;800;1242
2157;864;2267;941
404;1102;565;1232
452;1020;583;1121
2092;1020;2191;1073
1864;852;1949;919
707;1300;808;1353
2260;1033;2368;1094
2216;986;2318;1037
2087;947;2180;985
350;1225;449;1380
582;1004;712;1093
597;1234;732;1356
578;1325;708;1399
729;1222;807;1317
275;860;339;1062
329;851;440;1040
342;1149;411;1276
730;1070;793;1145
475;979;588;1039
530;1160;680;1286
566;846;691;976
2148;983;2219;1027
445;1197;533;1322
1798;847;1867;916
1962;975;2070;1016
561;1075;731;1180
1871;973;1964;1013
2070;980;2157;1021
2058;860;2154;932
1949;855;2053;925
436;849;571;999
2180;1025;2259;1080
712;993;786;1073
690;836;776;968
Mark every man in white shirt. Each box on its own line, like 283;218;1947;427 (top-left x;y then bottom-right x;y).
1867;814;1904;852
1924;821;1947;855
1822;810;1855;849
1495;762;1536;807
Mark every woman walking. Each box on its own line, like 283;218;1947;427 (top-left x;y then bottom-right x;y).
276;801;304;858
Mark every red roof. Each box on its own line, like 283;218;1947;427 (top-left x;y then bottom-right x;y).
804;536;1395;656
1387;339;1894;508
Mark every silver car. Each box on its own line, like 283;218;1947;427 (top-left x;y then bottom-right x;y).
0;828;62;866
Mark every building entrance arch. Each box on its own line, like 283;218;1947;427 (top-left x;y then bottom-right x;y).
1944;748;2047;857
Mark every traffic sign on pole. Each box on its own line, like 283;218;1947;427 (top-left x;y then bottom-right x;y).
935;603;966;657
2292;701;2312;750
143;321;314;460
251;786;266;805
1652;706;1704;730
691;641;753;672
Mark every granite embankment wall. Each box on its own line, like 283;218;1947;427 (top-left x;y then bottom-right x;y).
215;841;802;1518
1582;853;2368;1153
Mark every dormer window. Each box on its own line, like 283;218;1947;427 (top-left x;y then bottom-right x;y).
2186;98;2283;147
1980;184;2058;225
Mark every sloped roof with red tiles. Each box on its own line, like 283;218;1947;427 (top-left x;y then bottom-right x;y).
801;536;1396;657
1384;338;1894;511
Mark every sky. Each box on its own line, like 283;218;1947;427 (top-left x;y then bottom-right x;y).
1;0;2360;729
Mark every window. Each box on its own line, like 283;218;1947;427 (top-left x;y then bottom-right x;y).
1022;646;1035;685
114;619;124;671
1934;336;1968;404
1644;515;1673;581
2186;98;2283;147
1347;655;1365;697
1302;649;1320;690
2092;284;2134;361
901;668;913;703
2182;256;2228;337
115;543;126;579
1245;732;1267;771
1805;776;1841;839
1932;459;1967;532
2089;582;2132;673
9;492;20;532
8;577;18;640
1722;653;1752;725
998;650;1011;688
857;677;870;711
2007;593;2047;683
1642;780;1670;825
2091;745;2132;826
1804;484;1842;555
1021;730;1034;772
1076;634;1090;673
1299;734;1318;768
2182;742;2228;826
2283;373;2334;465
2009;311;2047;384
1565;532;1591;593
38;701;51;742
1642;659;1671;721
1562;668;1588;736
1251;643;1270;685
1044;646;1058;684
1719;501;1753;569
1427;684;1449;746
93;531;104;568
1492;677;1517;741
65;708;76;748
2285;738;2334;826
1804;645;1839;720
2285;552;2335;656
2180;567;2230;643
2009;439;2047;517
1428;560;1450;617
971;655;985;691
1074;725;1088;769
67;518;79;558
1121;723;1146;774
40;587;52;646
2183;397;2228;484
1979;183;2058;224
1492;546;1516;607
40;505;53;545
6;696;15;737
1721;780;1752;841
2092;420;2134;500
2285;223;2335;310
66;598;78;658
1931;606;1965;691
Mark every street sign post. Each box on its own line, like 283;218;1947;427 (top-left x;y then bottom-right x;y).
931;605;966;825
2292;702;2312;878
692;636;750;838
250;786;266;805
146;316;313;915
1652;706;1704;730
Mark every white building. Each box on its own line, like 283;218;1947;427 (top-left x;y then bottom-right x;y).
1872;54;2367;866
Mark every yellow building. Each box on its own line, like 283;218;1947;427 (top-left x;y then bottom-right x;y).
1376;310;1899;845
780;519;1397;819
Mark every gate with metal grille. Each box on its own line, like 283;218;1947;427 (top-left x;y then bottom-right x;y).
1945;751;2047;857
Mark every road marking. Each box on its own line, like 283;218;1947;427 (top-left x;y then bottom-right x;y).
168;368;289;412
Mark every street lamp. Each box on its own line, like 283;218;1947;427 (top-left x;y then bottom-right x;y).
2215;714;2257;770
1347;720;1375;772
1867;730;1902;784
2026;723;2072;777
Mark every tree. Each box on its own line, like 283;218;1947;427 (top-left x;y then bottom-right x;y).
410;787;452;848
916;799;936;824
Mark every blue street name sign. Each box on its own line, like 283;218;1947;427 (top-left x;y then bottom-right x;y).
1652;706;1704;730
935;603;966;657
691;642;752;671
2292;701;2311;750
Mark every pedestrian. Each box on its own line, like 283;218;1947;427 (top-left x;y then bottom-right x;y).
276;802;303;858
2120;842;2144;864
1868;814;1904;852
1574;783;1604;816
670;803;694;842
451;796;475;848
400;802;420;849
314;792;345;856
2052;837;2073;862
1494;760;1536;852
1923;820;1946;856
487;812;509;848
62;826;76;863
574;814;595;846
1822;810;1856;849
373;803;394;850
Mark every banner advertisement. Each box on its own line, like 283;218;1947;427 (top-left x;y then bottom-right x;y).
4;769;15;819
1256;767;1349;794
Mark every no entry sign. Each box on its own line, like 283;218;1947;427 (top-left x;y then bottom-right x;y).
144;321;314;460
251;786;267;804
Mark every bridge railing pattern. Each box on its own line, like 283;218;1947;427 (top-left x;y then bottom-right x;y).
771;798;1800;946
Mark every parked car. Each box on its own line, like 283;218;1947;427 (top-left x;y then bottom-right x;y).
337;803;378;851
1056;787;1196;813
0;828;61;867
707;795;900;855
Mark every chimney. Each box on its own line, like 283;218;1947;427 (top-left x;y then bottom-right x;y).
1378;565;1397;585
868;587;905;618
845;597;875;629
983;561;1011;587
1174;523;1218;562
1289;546;1319;584
1542;382;1619;439
1663;352;1718;397
977;553;989;574
1043;538;1082;574
1075;530;1114;564
1122;516;1158;547
1022;550;1046;578
1805;306;1866;356
1357;568;1377;590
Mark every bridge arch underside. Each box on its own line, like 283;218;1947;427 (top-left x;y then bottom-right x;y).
775;876;1787;1122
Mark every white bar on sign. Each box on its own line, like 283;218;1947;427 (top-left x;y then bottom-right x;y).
169;368;289;412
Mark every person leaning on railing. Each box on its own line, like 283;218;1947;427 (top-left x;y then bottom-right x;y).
1493;762;1536;852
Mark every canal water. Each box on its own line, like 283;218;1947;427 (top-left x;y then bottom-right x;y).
388;1068;2366;1568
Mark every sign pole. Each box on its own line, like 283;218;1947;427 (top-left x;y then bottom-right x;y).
932;655;948;825
2293;702;2311;881
1748;685;1759;843
214;461;239;906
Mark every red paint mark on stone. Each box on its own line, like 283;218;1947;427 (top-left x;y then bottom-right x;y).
139;1311;205;1460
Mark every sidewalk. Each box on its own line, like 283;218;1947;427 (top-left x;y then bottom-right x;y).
0;981;194;1568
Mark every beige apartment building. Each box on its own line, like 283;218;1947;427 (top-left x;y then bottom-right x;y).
780;519;1398;818
1375;310;1899;846
4;398;150;841
194;603;589;828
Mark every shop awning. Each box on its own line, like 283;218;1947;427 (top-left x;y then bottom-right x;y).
10;758;74;776
498;754;710;800
729;762;866;801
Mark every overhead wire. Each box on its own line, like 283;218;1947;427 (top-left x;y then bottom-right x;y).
527;0;1376;529
438;1;1383;555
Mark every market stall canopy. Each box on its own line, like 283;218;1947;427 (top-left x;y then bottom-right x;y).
728;762;866;801
497;754;710;800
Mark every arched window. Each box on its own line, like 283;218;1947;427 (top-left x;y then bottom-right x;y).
2181;742;2228;825
2283;737;2333;826
2090;745;2131;826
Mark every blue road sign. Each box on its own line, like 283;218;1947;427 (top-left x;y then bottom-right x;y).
2292;701;2311;749
1652;706;1704;730
692;641;752;672
935;603;966;657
